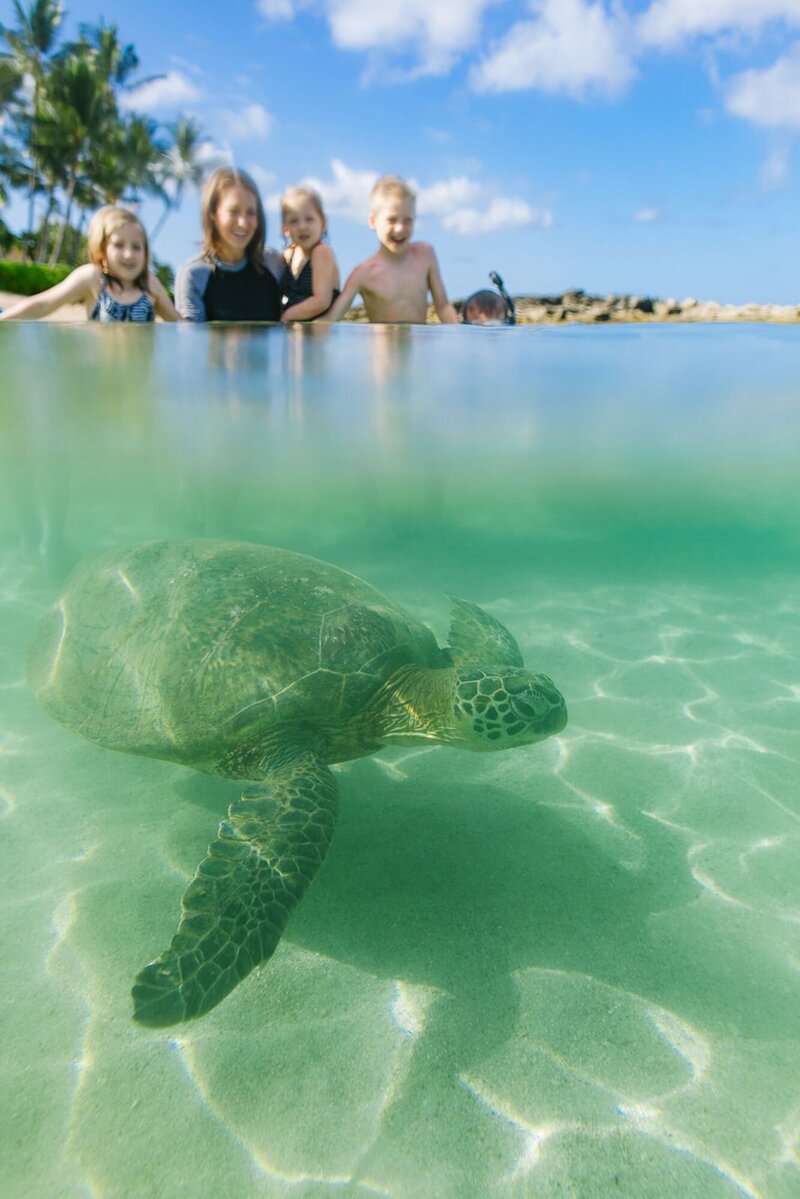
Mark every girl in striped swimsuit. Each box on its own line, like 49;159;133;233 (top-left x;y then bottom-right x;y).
0;206;180;323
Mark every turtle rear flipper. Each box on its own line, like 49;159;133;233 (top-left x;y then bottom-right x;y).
132;754;338;1027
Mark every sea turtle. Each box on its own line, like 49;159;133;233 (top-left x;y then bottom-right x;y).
28;539;567;1027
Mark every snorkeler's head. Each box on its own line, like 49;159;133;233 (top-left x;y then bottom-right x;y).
463;290;509;325
463;272;516;325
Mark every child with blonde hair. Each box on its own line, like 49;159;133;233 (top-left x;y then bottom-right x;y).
0;206;179;322
279;186;340;321
329;174;457;325
176;166;284;322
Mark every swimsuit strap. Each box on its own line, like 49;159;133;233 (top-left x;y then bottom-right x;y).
286;246;310;281
90;280;155;323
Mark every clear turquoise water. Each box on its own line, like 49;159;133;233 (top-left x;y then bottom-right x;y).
1;321;799;1198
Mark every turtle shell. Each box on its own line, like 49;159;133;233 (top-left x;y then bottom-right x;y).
29;540;441;771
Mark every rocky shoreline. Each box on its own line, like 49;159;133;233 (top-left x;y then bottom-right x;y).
342;289;800;323
448;290;800;325
505;290;800;324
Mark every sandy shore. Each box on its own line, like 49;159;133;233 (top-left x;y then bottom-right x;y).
0;289;85;320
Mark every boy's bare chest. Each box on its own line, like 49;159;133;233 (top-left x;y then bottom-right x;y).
362;253;425;299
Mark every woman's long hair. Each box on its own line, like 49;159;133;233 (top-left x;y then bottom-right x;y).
201;166;266;272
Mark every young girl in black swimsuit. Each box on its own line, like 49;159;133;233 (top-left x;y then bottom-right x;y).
279;187;340;322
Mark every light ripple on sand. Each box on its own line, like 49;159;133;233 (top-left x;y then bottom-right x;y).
162;951;445;1191
462;968;769;1198
0;785;17;816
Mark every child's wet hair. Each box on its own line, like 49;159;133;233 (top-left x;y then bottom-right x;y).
280;186;327;237
369;174;416;213
87;205;150;291
463;289;510;324
201;166;266;271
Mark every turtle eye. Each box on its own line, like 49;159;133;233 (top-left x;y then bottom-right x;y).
509;691;542;722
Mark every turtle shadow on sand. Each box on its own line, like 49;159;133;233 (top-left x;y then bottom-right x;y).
176;742;798;1052
166;751;800;1187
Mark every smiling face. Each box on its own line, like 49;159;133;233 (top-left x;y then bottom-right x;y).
213;184;260;263
282;196;326;253
370;193;416;254
102;222;146;284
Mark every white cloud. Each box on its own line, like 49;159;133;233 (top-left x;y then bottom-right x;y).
298;158;379;220
633;207;661;222
280;159;551;236
416;176;484;215
726;46;800;126
328;0;492;72
638;0;800;49
196;141;229;167
443;197;553;236
121;71;202;112
248;165;277;194
257;0;295;16
418;177;551;235
157;140;225;200
220;103;274;140
759;143;790;187
257;0;496;75
472;0;634;98
424;127;453;144
168;54;204;77
250;0;800;128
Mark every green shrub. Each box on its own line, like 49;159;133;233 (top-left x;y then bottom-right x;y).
153;260;175;296
0;260;73;296
0;258;177;300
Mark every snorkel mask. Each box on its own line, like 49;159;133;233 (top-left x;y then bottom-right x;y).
463;272;517;325
488;272;516;325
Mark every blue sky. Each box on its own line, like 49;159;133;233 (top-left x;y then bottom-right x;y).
3;0;800;303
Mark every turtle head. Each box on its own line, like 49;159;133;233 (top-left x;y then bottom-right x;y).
448;666;567;751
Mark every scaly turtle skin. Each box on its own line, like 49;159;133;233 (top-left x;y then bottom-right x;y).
28;540;567;1027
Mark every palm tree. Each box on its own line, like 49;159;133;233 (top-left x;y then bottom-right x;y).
0;0;63;230
0;57;25;205
1;0;62;73
49;19;166;244
149;116;210;244
88;112;165;217
71;19;139;89
0;38;23;104
35;54;112;263
1;8;210;268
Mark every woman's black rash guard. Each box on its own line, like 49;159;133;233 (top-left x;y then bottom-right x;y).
176;252;283;322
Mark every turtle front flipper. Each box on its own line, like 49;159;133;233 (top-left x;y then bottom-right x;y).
446;595;524;667
132;753;338;1027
